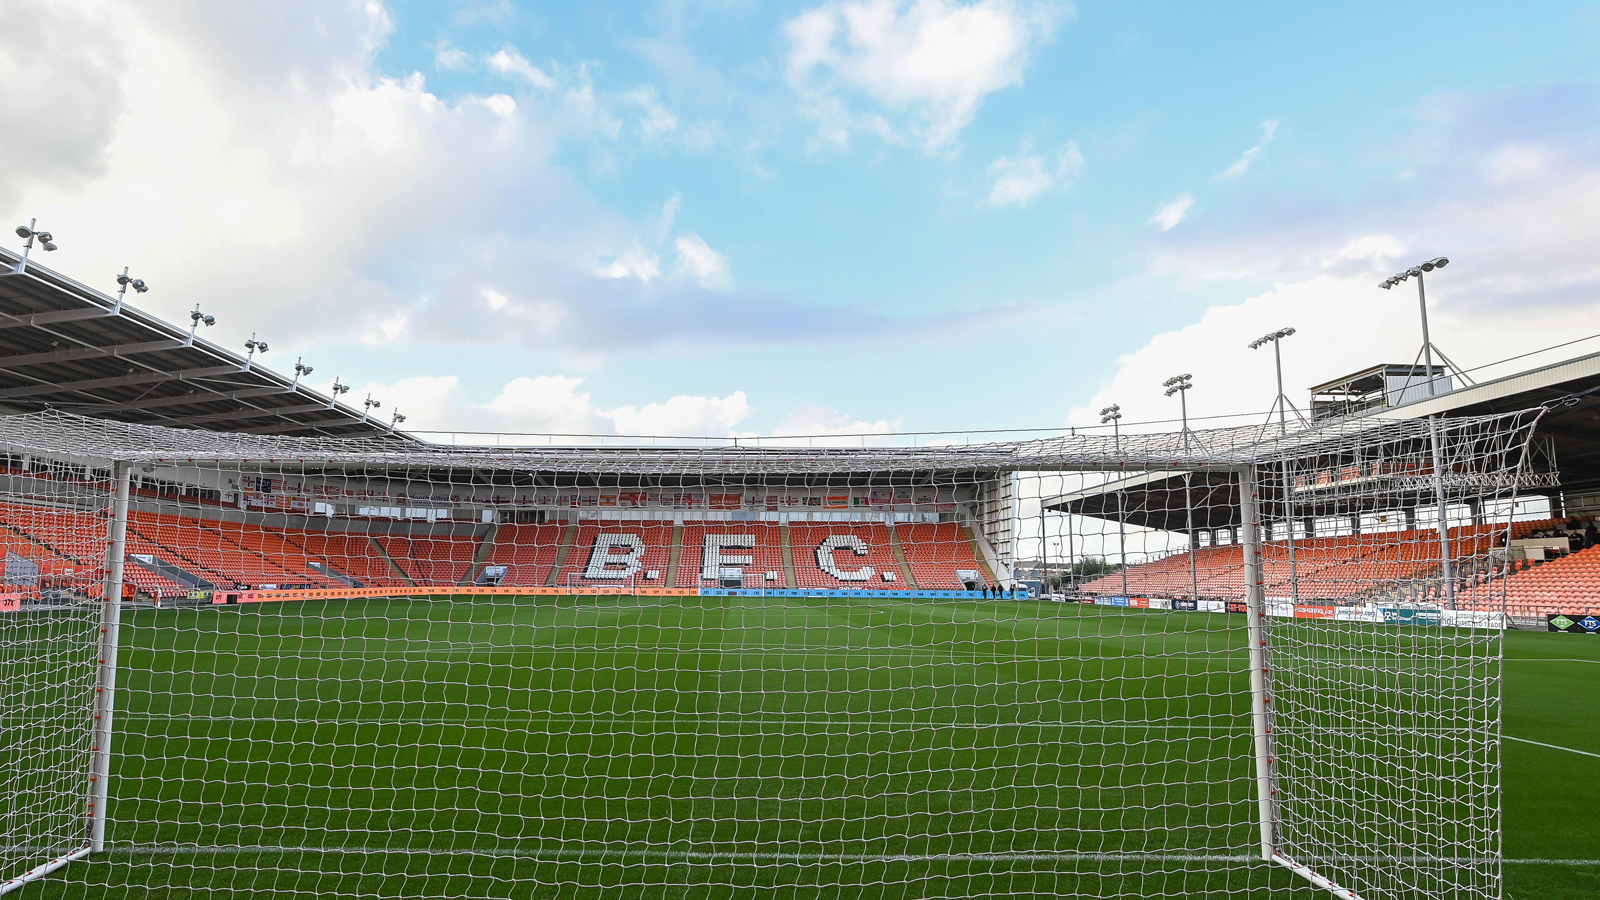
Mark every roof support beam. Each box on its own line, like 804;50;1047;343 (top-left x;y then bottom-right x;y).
0;364;247;400
70;385;289;413
165;400;350;426
0;307;117;330
0;339;184;369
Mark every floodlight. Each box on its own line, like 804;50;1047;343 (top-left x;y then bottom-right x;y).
14;226;29;239
1431;257;1448;268
132;279;147;293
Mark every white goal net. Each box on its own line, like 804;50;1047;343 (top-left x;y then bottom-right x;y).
0;408;1548;899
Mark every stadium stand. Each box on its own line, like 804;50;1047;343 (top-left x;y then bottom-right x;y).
371;534;481;587
129;510;319;589
481;523;567;587
896;523;987;589
675;523;785;588
282;531;408;588
1080;519;1568;602
789;523;904;589
557;521;673;587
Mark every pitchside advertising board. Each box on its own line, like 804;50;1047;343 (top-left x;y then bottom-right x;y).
1548;613;1600;633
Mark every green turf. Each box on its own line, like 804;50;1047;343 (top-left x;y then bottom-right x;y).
6;596;1597;898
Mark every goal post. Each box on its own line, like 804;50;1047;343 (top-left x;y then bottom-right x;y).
0;408;1552;899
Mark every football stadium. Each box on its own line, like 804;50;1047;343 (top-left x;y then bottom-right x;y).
2;243;1599;900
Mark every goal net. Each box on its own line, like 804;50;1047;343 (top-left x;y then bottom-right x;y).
0;408;1547;899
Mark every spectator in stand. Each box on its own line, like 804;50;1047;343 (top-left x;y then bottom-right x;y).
1570;528;1586;554
1586;521;1598;549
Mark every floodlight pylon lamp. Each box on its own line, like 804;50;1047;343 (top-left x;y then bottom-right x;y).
13;226;29;239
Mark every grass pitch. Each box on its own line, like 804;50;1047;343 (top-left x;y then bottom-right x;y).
12;595;1600;899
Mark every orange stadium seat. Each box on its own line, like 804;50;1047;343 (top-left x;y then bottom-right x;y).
482;523;567;587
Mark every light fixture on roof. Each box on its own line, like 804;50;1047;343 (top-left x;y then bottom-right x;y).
326;378;351;409
12;218;57;274
292;357;314;389
361;393;381;423
1379;256;1468;398
242;333;268;371
388;410;406;434
186;304;215;346
111;267;147;315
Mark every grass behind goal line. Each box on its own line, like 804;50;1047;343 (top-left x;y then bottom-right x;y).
16;595;1598;899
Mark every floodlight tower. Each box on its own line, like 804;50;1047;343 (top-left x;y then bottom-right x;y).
1250;328;1303;598
1163;373;1193;451
1380;257;1469;396
185;305;215;346
326;378;351;410
388;410;406;435
362;394;381;423
242;334;269;371
1100;404;1128;597
1163;375;1200;603
1248;328;1302;435
291;358;314;389
1381;257;1460;607
112;268;148;314
12;219;57;274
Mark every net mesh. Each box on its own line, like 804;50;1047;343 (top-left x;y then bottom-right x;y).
0;408;1555;899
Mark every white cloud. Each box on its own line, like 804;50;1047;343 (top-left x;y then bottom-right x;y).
432;38;470;71
986;138;1082;206
1150;192;1193;230
785;0;1068;150
674;233;732;289
485;47;554;88
0;2;951;365
606;391;751;436
361;310;409;347
353;373;754;437
599;246;663;282
1215;118;1279;180
760;403;905;446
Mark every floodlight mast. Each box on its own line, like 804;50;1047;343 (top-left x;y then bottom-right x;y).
362;394;381;423
292;358;314;390
1381;257;1460;609
388;410;406;435
1379;257;1468;396
1248;327;1302;436
1249;328;1302;602
1099;404;1128;598
13;218;58;274
112;267;148;315
1162;375;1200;603
185;305;215;346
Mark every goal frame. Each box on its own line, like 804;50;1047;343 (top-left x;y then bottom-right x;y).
0;406;1546;899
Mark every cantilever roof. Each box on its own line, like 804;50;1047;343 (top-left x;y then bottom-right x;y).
0;248;406;439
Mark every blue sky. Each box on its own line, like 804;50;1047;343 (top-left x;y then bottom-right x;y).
5;1;1600;438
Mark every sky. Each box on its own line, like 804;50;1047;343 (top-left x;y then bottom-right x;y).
3;0;1600;440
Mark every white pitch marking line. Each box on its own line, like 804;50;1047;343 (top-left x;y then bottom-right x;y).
1503;734;1600;759
93;846;1600;866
